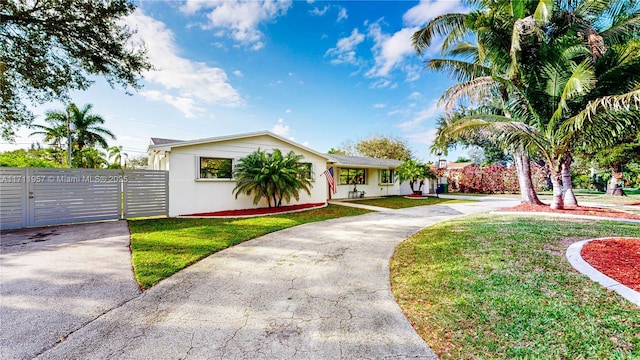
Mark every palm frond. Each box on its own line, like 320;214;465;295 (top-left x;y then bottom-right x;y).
427;59;492;83
533;0;554;24
412;13;469;55
565;88;640;135
440;76;501;115
549;58;597;126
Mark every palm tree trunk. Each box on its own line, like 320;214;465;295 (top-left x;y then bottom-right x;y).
561;158;578;208
549;169;564;209
513;151;543;205
606;169;626;196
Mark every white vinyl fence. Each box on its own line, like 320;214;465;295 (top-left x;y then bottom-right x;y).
0;168;168;230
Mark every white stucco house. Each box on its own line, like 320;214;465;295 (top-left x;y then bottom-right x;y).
148;131;427;216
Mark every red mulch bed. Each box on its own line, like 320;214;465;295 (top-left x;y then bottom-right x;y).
181;203;325;217
581;238;640;292
497;203;640;292
497;203;640;220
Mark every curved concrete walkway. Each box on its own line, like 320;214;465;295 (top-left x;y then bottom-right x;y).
33;199;518;359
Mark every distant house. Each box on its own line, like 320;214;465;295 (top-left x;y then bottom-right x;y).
442;162;475;191
325;154;403;199
148;131;421;216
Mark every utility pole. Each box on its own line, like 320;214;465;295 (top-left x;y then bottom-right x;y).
67;117;72;168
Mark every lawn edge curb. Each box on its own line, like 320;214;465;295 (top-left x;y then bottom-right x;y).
566;239;640;307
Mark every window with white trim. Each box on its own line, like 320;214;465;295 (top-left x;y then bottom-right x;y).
380;169;394;184
339;168;366;185
199;157;233;179
299;162;313;180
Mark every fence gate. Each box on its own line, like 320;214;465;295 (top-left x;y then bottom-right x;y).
0;168;168;231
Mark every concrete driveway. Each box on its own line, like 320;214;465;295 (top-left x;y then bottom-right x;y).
21;198;516;360
0;221;141;359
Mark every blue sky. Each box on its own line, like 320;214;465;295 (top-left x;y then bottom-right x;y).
3;0;471;162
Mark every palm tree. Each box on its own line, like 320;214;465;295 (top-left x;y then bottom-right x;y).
413;0;548;205
396;159;436;194
416;0;640;209
29;122;67;150
72;147;107;168
43;103;116;151
108;145;128;168
232;148;313;208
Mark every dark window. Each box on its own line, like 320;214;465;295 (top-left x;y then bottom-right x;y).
199;157;232;179
299;163;313;180
380;169;394;184
339;168;366;185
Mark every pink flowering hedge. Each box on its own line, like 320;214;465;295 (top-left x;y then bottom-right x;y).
448;164;548;194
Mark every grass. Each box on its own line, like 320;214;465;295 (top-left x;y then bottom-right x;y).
350;195;476;209
391;214;640;359
448;188;640;205
128;204;370;289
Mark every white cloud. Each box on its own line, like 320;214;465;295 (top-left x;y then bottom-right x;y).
182;0;292;50
409;91;422;99
403;0;466;27
366;23;419;78
396;100;441;130
233;70;244;77
364;1;468;81
127;10;242;117
285;109;292;113
140;90;201;118
271;118;290;136
373;103;386;108
326;28;365;65
337;7;348;22
404;128;438;146
310;5;329;16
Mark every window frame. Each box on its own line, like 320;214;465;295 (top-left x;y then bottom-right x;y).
299;162;314;181
379;169;395;184
338;168;367;185
197;156;233;180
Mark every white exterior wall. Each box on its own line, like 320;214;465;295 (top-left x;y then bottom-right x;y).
164;135;327;216
399;178;437;195
331;166;401;199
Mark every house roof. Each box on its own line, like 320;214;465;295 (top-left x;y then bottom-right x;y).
446;162;475;170
326;154;402;169
148;131;333;161
150;137;182;146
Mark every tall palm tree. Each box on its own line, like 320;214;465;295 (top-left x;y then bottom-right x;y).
43;103;116;151
413;0;549;205
416;0;640;209
232;148;312;208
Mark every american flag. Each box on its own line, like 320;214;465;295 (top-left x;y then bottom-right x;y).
322;167;337;194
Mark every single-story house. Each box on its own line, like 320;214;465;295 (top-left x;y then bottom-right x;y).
148;131;432;216
325;154;403;199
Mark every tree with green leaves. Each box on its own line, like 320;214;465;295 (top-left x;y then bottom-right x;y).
396;159;436;194
355;135;413;161
232;148;313;208
0;0;152;140
414;2;545;206
108;145;128;169
0;148;63;167
416;0;640;209
40;103;116;151
72;147;107;168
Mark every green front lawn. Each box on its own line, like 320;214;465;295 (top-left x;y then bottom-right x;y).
129;204;370;289
351;195;476;209
391;214;640;359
